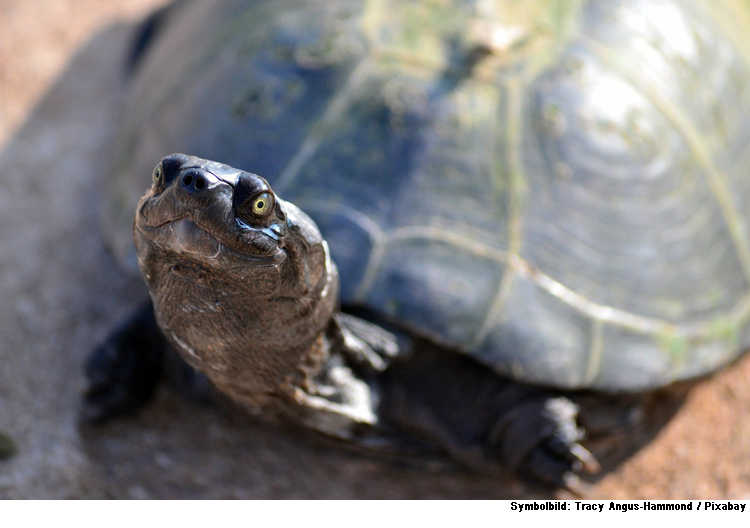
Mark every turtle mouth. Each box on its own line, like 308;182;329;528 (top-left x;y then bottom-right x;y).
136;215;286;267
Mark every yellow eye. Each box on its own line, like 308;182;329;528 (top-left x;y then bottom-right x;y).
251;192;273;216
153;164;163;184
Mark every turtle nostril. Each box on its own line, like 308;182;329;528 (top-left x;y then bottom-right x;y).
181;172;208;192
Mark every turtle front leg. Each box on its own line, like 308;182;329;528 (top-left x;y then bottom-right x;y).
83;300;217;421
288;313;421;446
82;301;167;421
376;343;599;491
327;313;405;373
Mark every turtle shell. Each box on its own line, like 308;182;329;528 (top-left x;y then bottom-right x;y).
105;0;750;391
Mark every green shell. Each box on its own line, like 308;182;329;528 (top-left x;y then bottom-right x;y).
105;0;750;391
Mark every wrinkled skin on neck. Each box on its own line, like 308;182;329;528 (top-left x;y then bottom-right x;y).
134;154;338;411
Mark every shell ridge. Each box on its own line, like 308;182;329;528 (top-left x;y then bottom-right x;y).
473;76;525;346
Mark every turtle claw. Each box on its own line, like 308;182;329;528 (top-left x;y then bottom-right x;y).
559;472;593;497
329;313;403;373
570;443;601;474
545;435;601;474
490;395;599;490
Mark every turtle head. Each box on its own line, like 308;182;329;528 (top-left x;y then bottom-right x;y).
133;154;338;404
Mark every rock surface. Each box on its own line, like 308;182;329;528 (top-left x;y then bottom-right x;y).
1;0;749;499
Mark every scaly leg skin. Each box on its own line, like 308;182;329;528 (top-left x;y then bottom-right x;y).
82;301;167;422
373;340;599;492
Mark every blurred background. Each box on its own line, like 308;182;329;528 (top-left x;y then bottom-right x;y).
0;0;749;498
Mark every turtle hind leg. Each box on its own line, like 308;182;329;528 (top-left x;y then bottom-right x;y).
490;395;599;490
376;342;599;491
82;301;166;422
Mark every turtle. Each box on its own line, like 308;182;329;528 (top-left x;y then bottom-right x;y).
84;0;750;490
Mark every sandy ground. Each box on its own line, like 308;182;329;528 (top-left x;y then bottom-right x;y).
1;0;750;499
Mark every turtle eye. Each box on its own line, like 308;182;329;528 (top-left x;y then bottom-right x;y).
152;164;163;185
234;172;275;223
249;192;274;217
